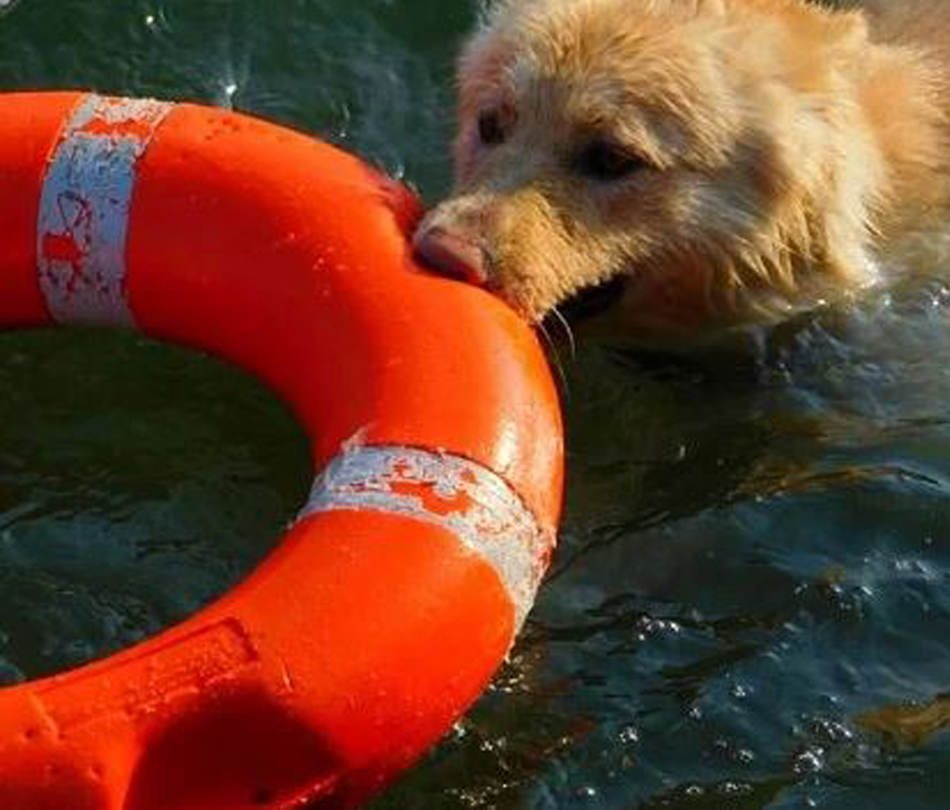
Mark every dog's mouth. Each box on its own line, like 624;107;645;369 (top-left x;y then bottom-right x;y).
554;275;629;324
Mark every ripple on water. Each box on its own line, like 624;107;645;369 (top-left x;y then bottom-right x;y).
0;329;309;683
2;1;950;806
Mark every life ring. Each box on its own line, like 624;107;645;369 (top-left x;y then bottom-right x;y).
0;92;562;809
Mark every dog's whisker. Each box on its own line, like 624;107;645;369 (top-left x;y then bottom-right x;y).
537;320;571;400
549;305;577;360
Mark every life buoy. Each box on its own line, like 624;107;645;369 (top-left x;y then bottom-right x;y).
0;93;562;809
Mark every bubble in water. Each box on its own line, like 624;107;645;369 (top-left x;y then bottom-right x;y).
793;747;826;774
719;781;753;797
0;0;21;14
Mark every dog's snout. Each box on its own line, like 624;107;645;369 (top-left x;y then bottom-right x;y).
413;226;489;286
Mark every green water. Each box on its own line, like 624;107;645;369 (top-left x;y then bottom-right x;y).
3;2;950;808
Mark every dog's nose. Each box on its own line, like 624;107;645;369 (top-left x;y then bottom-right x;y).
413;226;489;286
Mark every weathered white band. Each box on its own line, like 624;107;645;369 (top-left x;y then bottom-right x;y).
37;94;173;327
299;446;549;630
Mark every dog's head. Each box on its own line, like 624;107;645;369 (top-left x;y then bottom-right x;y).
415;0;883;337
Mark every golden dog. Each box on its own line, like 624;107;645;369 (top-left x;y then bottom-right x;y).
414;0;950;344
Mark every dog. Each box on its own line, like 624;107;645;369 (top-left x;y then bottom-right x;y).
413;0;950;345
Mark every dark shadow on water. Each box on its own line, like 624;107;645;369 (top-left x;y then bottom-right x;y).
0;328;310;685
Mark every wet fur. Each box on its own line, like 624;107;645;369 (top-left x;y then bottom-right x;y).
420;0;950;344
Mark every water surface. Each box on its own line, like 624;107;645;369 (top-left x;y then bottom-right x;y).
2;2;950;807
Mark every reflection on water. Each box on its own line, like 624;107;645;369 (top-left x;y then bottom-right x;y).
2;1;950;807
860;694;950;748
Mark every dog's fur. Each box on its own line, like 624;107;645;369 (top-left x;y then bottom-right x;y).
414;0;950;344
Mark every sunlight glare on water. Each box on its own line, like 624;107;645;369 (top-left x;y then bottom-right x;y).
1;1;950;808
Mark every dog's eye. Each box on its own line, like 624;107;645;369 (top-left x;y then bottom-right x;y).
477;110;506;146
575;140;645;181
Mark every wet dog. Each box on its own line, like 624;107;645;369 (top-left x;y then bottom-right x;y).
414;0;950;345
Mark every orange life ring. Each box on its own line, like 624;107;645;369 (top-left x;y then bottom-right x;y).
0;92;563;809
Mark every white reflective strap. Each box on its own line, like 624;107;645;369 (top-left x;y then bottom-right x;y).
299;446;551;631
37;95;173;327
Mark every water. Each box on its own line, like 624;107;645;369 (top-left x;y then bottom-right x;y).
0;328;310;682
3;1;950;807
